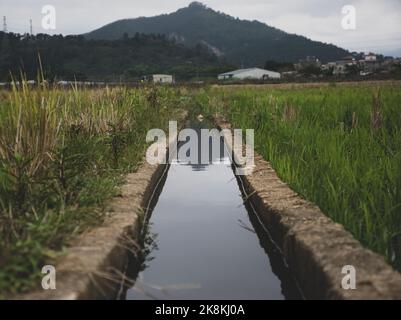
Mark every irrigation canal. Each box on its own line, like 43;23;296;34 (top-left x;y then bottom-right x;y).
123;121;302;300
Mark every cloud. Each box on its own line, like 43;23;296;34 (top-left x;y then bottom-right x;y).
261;0;401;54
1;0;400;55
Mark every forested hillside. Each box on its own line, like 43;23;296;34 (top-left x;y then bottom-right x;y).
87;2;349;65
0;31;232;81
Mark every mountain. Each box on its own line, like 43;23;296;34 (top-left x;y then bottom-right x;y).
86;2;349;66
0;32;232;82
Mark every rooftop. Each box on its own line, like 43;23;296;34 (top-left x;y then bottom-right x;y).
219;67;278;76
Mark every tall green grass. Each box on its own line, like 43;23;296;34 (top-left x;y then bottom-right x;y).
0;80;183;296
202;84;401;270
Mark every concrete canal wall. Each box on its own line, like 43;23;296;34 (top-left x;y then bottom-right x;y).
215;116;401;300
15;114;187;300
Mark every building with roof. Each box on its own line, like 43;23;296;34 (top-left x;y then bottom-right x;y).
143;74;174;84
218;68;281;80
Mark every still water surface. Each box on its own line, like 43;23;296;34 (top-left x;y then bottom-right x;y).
125;126;301;300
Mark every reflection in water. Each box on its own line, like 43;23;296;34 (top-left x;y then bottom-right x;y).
141;223;158;271
123;122;302;300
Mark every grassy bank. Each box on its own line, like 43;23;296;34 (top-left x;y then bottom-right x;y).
201;83;401;270
0;81;184;296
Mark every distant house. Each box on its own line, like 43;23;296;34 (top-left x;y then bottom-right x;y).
144;74;174;84
323;56;357;76
364;53;377;62
332;64;348;76
218;68;281;81
359;54;382;74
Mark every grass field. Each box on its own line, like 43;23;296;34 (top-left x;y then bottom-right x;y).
0;81;184;296
1;80;401;297
201;83;401;270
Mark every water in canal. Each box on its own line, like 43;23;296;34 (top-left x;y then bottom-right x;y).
124;121;301;300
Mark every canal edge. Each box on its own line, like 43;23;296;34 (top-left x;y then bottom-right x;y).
13;111;188;300
214;115;401;300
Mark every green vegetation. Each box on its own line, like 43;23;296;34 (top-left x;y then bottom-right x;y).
0;32;232;82
2;79;401;297
0;79;184;296
201;83;401;270
87;2;349;65
264;60;295;72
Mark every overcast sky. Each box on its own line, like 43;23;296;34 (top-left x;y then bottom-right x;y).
1;0;400;56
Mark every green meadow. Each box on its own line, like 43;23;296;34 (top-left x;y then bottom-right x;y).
202;83;401;270
1;80;401;296
0;82;183;296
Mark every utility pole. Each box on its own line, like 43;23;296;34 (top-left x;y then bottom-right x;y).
3;16;7;33
30;18;33;35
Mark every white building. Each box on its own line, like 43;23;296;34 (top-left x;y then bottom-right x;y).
218;68;281;80
364;54;377;62
151;74;174;84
